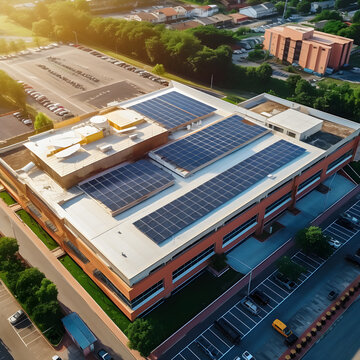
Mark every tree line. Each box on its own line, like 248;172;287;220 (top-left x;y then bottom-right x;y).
0;237;64;344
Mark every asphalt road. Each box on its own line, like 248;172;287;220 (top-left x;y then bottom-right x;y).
302;295;360;360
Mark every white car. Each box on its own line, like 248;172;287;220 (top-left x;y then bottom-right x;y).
328;238;341;249
233;50;242;54
242;351;256;360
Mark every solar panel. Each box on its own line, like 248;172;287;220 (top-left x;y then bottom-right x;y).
79;160;174;215
129;91;216;130
157;91;216;118
134;140;306;243
152;115;269;174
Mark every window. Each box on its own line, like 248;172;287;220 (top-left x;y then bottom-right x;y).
287;131;296;138
28;203;41;217
273;125;284;133
326;150;353;174
265;192;292;217
297;170;322;194
172;245;215;282
65;240;89;264
45;220;58;232
223;215;258;247
93;269;164;310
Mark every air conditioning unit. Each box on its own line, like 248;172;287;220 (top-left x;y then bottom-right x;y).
97;144;112;153
129;134;138;140
186;125;191;130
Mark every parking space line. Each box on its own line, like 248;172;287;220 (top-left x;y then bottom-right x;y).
201;335;222;355
209;328;231;349
22;329;38;339
13;318;30;328
266;279;291;295
25;334;42;346
228;309;251;330
188;347;201;360
292;255;316;270
261;283;283;301
233;305;258;324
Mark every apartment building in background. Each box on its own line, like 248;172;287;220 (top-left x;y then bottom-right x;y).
264;25;353;75
0;82;359;321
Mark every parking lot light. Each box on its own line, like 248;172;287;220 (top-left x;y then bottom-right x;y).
227;255;253;295
72;31;78;45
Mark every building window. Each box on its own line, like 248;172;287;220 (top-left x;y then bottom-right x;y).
45;220;58;232
297;170;322;195
273;125;283;133
172;245;215;282
65;240;89;264
326;150;353;174
294;40;302;62
93;269;164;310
287;131;296;138
265;192;292;217
223;215;258;247
28;203;41;217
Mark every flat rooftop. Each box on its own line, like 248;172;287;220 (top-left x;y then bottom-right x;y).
2;84;359;286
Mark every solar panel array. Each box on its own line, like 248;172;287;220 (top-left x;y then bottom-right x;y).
152;115;269;173
129;91;216;130
79;160;174;214
134;140;306;244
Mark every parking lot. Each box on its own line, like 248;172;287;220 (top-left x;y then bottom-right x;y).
0;113;33;140
170;201;360;360
0;44;164;120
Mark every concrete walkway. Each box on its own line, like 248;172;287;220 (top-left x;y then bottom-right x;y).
227;173;356;273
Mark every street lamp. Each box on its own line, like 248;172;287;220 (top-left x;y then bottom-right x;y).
72;31;78;46
227;255;253;296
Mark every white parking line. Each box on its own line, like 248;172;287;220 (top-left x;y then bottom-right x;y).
266;279;290;295
22;329;38;339
293;255;316;270
233;305;258;324
261;283;283;301
25;334;42;346
201;335;222;355
227;310;250;331
209;328;231;348
188;347;201;360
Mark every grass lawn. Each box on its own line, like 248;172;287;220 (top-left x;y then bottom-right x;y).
145;269;243;348
0;15;32;37
0;191;16;205
59;255;131;331
223;95;247;104
321;77;360;90
16;210;58;250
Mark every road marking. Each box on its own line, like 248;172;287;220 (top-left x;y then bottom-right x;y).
261;283;283;302
188;347;201;360
209;328;231;348
25;334;42;346
233;305;258;324
266;279;291;295
293;255;316;270
227;310;250;330
22;329;38;339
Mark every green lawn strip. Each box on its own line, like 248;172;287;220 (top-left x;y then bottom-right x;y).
0;191;16;205
0;15;32;37
59;255;130;331
16;209;58;250
145;269;243;348
321;78;360;90
222;95;247;104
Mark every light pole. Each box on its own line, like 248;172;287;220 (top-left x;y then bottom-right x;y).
227;255;253;296
323;172;337;212
72;31;78;46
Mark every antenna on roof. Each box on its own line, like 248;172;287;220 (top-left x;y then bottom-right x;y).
121;252;127;258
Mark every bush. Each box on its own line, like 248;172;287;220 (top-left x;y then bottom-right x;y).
277;256;306;281
152;63;165;75
34;112;52;130
126;319;154;357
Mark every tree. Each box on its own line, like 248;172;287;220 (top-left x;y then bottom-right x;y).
286;74;301;92
314;10;343;22
296;226;333;257
126;319;154;357
0;39;9;54
34;112;53;130
277;256;306;281
256;62;272;82
323;20;347;35
335;0;352;9
32;301;62;330
275;1;285;15
32;19;52;38
0;237;18;263
15;268;45;304
296;0;311;14
152;63;165;75
35;278;58;303
353;10;360;23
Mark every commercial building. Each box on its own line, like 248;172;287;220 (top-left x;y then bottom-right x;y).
0;82;359;321
264;25;353;75
239;3;277;19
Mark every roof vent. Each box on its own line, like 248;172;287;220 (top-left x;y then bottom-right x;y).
267;174;276;179
186;124;191;130
121;252;127;258
129;134;138;140
97;144;112;153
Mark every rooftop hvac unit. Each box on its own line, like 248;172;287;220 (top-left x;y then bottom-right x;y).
129;134;138;140
186;125;191;130
267;174;276;179
97;144;112;153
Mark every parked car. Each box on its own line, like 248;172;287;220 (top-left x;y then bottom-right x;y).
240;296;260;315
272;319;298;345
340;213;359;226
273;273;297;291
52;356;62;360
242;351;256;360
337;217;355;230
214;318;241;344
97;349;113;360
345;254;360;266
328;237;341;249
9;309;26;325
250;290;269;306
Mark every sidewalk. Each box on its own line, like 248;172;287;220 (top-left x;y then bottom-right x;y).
150;179;360;360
